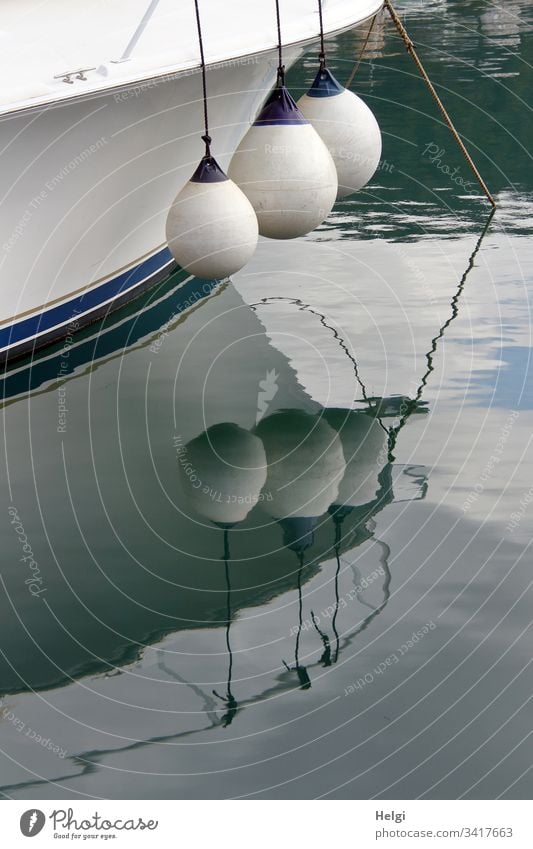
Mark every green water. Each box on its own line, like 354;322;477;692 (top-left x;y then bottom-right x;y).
1;0;532;799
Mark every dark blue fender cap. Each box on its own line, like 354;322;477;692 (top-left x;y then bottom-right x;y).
279;516;318;553
329;503;354;521
306;67;345;97
254;85;309;125
190;155;229;183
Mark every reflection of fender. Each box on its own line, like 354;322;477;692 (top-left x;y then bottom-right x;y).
324;408;388;509
256;410;345;521
177;404;429;696
178;423;267;526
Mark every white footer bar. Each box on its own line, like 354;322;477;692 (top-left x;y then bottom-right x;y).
2;799;531;848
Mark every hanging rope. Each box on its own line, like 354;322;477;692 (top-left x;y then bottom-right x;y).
222;528;233;699
311;610;332;666
294;552;311;689
282;551;311;689
274;0;285;85
345;12;378;89
317;0;326;69
383;0;495;207
386;208;494;460
193;0;211;156
212;528;238;728
331;517;342;662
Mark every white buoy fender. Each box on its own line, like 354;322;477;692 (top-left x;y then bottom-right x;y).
166;156;258;280
178;423;267;526
298;68;382;199
228;86;338;239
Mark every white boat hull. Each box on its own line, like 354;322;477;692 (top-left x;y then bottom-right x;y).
0;55;281;360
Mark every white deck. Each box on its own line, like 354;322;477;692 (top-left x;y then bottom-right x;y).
0;0;383;114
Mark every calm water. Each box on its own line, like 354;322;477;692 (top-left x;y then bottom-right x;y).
1;0;532;800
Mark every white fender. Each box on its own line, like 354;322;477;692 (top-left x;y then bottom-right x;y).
228;86;338;239
298;68;382;199
166;156;258;280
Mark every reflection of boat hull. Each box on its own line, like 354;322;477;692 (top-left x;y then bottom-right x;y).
1;277;321;696
1;472;394;698
0;273;422;698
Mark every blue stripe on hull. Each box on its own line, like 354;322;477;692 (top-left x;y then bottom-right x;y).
1;274;221;399
0;246;174;352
